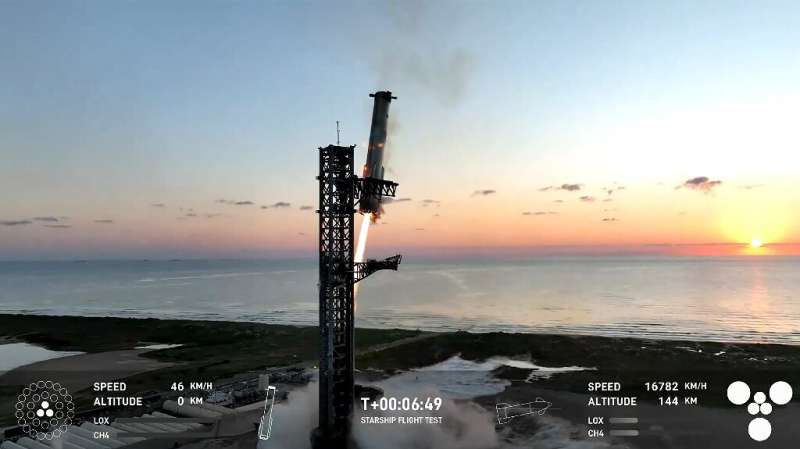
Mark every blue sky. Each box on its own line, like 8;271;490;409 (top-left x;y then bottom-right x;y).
2;1;799;259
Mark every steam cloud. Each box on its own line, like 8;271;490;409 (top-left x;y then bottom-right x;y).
259;380;618;449
259;381;499;449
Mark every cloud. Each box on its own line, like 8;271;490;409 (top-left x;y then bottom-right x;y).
369;5;476;108
541;183;582;193
383;197;412;204
262;201;291;209
44;224;71;228
151;203;166;208
553;199;564;203
93;219;114;224
205;213;223;218
678;176;722;193
299;205;314;210
471;189;496;197
740;184;764;190
603;198;613;202
602;217;619;222
217;199;255;206
421;199;441;207
33;216;60;222
579;196;596;202
185;213;197;217
415;227;425;231
522;211;558;216
604;185;626;196
1;220;32;226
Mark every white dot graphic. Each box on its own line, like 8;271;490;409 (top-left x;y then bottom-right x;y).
36;409;44;418
754;392;766;404
747;403;759;415
727;381;751;405
769;381;793;405
760;403;772;415
41;401;49;409
749;417;771;442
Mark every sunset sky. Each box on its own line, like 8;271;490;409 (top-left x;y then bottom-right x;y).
1;0;799;259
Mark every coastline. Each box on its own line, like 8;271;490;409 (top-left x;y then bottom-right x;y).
3;313;800;447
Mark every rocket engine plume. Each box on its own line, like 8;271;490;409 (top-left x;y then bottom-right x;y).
353;214;371;300
355;214;371;265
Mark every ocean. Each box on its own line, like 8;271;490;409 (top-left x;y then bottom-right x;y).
1;257;798;345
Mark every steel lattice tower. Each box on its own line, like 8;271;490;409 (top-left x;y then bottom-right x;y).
317;144;357;446
314;144;400;448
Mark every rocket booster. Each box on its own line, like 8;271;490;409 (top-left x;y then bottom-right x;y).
359;91;396;215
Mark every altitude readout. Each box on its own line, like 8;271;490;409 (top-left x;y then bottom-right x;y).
361;396;443;412
644;380;707;406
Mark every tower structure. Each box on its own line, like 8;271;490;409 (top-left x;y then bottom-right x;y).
313;144;400;448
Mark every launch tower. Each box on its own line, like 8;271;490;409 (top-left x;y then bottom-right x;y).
313;92;401;448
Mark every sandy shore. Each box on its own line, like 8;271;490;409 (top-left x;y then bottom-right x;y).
0;348;176;391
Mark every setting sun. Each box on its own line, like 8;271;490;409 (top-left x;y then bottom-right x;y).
750;239;763;248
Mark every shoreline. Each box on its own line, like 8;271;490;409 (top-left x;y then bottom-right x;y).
3;313;800;447
1;310;796;348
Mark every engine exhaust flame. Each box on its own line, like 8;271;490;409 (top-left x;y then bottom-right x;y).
353;214;372;301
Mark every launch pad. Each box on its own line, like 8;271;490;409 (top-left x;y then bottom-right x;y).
313;92;401;449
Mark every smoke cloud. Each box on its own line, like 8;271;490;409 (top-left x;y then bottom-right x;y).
366;3;475;107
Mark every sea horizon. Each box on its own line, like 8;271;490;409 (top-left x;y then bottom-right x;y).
2;255;798;345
